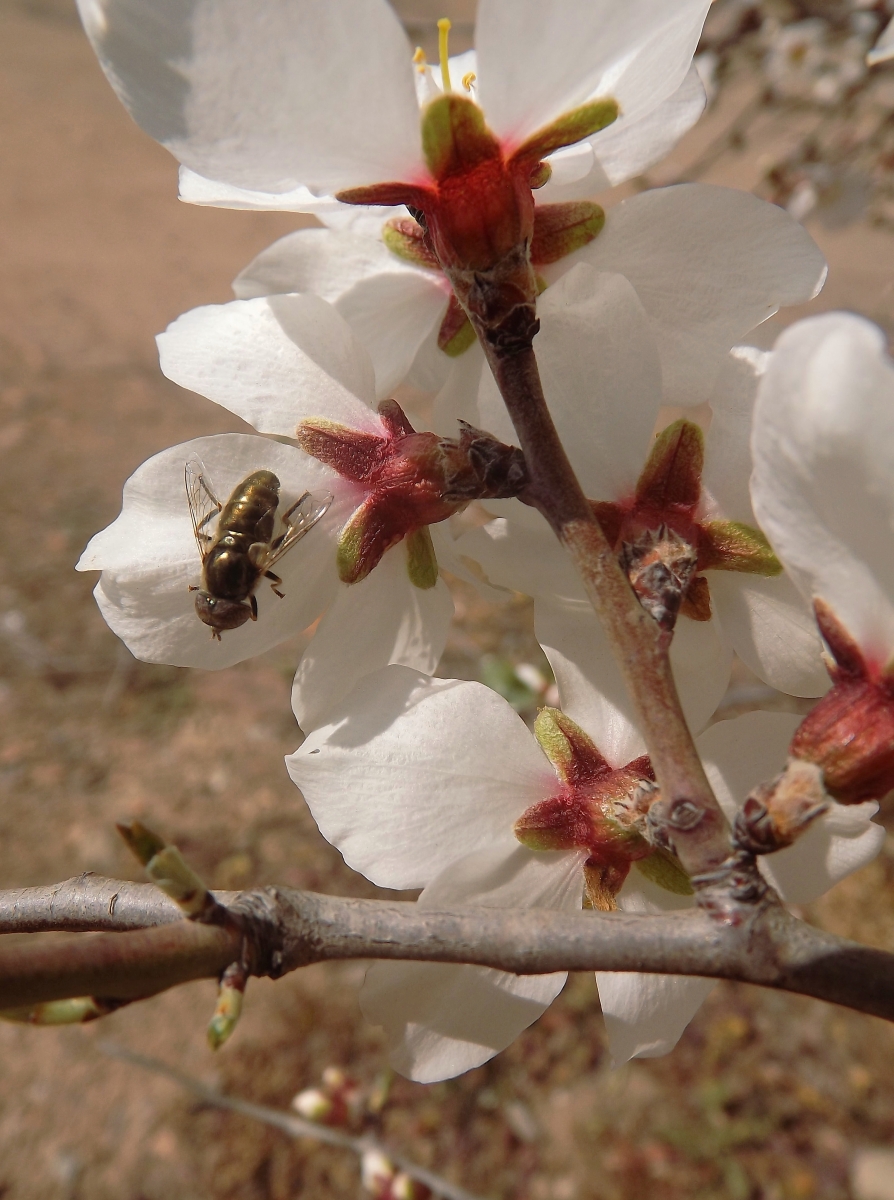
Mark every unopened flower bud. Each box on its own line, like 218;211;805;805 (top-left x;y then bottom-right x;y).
292;1088;334;1123
361;1149;396;1196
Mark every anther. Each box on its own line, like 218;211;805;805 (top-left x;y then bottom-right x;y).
413;46;427;73
462;71;477;92
437;17;452;92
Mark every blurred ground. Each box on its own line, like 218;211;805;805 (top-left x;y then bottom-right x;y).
1;1;894;1198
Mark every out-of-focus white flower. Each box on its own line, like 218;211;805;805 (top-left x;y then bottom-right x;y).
751;312;894;804
456;265;828;739
77;297;462;728
76;0;711;208
764;17;868;106
287;665;882;1081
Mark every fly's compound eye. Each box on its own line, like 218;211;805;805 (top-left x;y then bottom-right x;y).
194;593;253;632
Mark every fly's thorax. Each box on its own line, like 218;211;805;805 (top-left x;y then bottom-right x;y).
204;539;259;600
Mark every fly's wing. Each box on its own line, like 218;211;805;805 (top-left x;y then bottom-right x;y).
184;455;223;562
261;491;334;571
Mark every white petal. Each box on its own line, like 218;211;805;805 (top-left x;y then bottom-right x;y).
670;614;733;731
760;800;885;905
709;572;828;697
77;435;342;668
867;15;894;66
431;342;488;435
460;514;586;602
335;272;448;400
476;266;662;499
751;313;894;663
556;185;827;407
695;711;884;903
541;64;706;201
360;842;583;1082
538;595;729;760
476;0;710;147
233;228;417;304
534;595;644;766
698;710;802;823
76;0;424;193
597;972;715;1064
287;668;557;890
157;295;383;437
181;168;405;233
290;542;453;731
233;229;449;399
702;345;769;524
598;870;711;1064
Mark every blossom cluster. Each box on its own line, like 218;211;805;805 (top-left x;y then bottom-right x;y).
76;0;890;1082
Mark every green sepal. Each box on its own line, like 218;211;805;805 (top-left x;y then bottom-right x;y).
382;218;439;270
511;98;619;163
531;202;605;265
528;161;552;189
405;526;439;589
636;419;704;510
635;847;694;895
533;706;610;785
421;93;501;181
699;520;783;576
437;296;477;356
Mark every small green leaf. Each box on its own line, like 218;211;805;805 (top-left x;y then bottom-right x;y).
635;847;694;895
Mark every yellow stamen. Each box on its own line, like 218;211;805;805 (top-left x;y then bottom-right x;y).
437;17;452;92
413;46;427;74
462;71;477;92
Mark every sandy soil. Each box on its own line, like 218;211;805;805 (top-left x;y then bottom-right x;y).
1;3;894;1198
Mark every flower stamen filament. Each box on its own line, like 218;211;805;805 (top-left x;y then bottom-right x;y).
438;17;452;92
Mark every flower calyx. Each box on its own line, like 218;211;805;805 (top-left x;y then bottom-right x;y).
788;599;894;803
296;400;527;588
514;708;691;909
338;24;617;356
594;419;781;632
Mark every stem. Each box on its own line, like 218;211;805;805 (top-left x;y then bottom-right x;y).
3;877;894;1023
481;341;730;879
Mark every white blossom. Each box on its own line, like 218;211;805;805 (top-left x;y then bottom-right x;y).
287;665;882;1081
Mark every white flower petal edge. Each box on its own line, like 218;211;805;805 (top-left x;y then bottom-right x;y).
360;841;585;1083
476;0;710;146
553;184;827;407
287;668;557;890
157;294;383;437
541;64;706;201
750;313;894;663
290;545;454;733
599;710;884;1063
233;229;449;400
76;0;424;194
76;434;344;668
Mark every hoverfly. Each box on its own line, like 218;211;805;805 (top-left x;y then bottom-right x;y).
185;457;332;639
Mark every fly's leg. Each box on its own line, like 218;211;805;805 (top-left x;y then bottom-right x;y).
249;594;258;621
279;491;311;525
265;570;285;598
